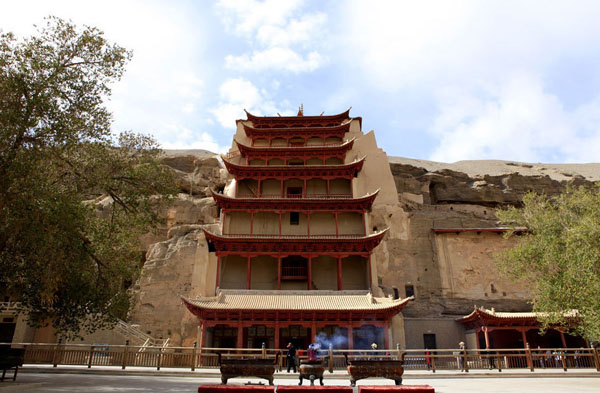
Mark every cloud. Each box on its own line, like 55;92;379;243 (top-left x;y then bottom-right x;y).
1;0;210;151
429;74;600;163
216;0;327;73
161;127;227;153
211;78;293;129
341;1;600;91
225;48;322;73
216;0;304;36
339;0;600;162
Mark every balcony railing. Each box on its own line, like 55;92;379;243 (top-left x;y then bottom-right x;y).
0;302;21;312
6;343;599;372
222;234;364;239
280;266;308;279
236;193;354;200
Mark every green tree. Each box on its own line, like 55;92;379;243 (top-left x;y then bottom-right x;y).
496;186;600;341
0;17;175;338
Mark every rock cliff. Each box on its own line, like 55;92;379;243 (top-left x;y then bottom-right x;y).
127;151;600;345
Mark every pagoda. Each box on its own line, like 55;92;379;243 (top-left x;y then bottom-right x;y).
183;107;411;350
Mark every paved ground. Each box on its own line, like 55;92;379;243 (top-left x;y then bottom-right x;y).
0;367;598;392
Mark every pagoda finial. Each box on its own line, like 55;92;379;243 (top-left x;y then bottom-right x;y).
297;104;304;116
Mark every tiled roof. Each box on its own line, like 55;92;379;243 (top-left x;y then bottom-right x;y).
183;290;412;311
457;306;579;324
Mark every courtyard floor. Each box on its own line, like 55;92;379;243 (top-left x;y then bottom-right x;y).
0;366;598;392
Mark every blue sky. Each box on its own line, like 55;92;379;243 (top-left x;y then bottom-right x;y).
3;0;600;163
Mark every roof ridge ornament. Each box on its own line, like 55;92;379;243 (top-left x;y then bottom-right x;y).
297;104;304;116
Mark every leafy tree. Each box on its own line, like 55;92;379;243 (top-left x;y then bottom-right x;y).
496;186;600;341
0;17;175;338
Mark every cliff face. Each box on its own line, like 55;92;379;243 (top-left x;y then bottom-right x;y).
383;158;597;320
128;151;599;345
128;154;225;345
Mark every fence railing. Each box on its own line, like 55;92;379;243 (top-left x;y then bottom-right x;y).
5;343;599;373
221;234;365;239
234;193;354;200
0;302;21;312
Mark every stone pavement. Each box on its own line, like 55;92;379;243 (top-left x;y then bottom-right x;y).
0;366;598;392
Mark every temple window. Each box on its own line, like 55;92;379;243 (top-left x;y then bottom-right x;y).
290;212;300;225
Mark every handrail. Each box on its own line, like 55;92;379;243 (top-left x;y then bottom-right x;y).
11;343;600;372
0;302;21;311
235;194;354;200
243;142;346;150
114;320;168;347
221;234;365;239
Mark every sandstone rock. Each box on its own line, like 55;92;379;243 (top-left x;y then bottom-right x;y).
390;162;596;207
129;225;218;346
163;154;228;196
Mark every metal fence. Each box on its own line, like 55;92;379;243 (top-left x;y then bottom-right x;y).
7;343;600;372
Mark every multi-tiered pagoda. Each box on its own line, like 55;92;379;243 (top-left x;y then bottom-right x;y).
183;108;410;350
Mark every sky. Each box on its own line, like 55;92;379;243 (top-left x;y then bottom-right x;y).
3;0;600;163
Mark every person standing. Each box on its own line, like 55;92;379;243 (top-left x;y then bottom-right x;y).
458;341;466;371
286;342;297;373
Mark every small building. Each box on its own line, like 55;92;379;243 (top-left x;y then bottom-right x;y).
457;307;587;349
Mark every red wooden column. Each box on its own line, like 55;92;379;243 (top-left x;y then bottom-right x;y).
311;320;317;344
334;212;339;237
560;331;567;348
237;323;243;348
308;257;312;290
348;326;354;349
384;320;390;349
361;212;366;235
521;328;529;348
247;256;251;289
277;256;282;290
483;326;491;349
216;256;221;289
326;179;330;196
280;180;284;197
200;321;207;347
275;321;280;349
279;212;282;236
307;213;311;236
257;179;262;197
250;211;254;235
303;179;307;197
337;257;343;290
367;255;373;290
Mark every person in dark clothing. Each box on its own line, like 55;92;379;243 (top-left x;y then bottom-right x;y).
286;342;297;373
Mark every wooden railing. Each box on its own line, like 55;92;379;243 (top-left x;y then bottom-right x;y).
235;193;354;200
0;302;21;312
114;320;166;347
6;343;599;372
222;234;365;239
